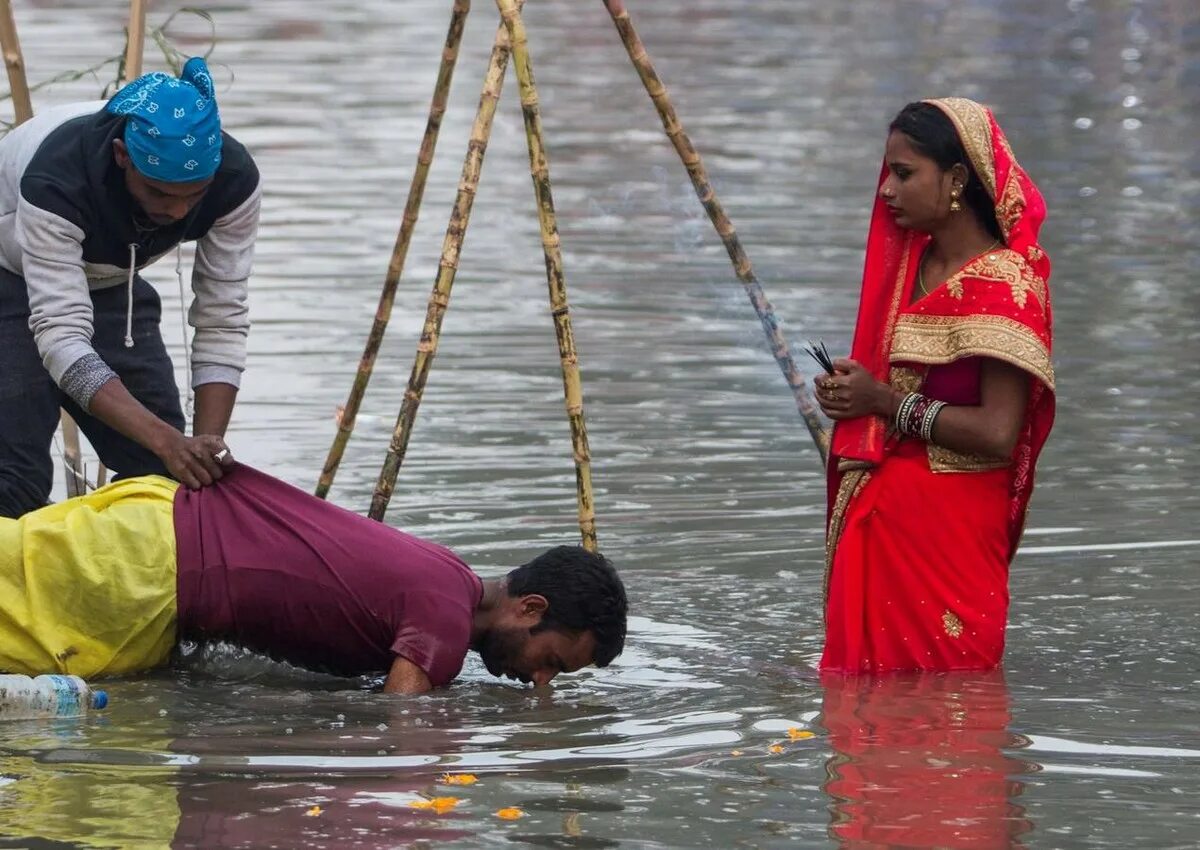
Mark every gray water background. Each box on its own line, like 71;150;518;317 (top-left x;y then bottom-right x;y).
1;0;1198;847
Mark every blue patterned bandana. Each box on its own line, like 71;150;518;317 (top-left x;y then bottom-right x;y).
105;57;222;183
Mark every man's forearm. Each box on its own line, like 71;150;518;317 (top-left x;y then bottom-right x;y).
193;382;238;437
88;378;180;455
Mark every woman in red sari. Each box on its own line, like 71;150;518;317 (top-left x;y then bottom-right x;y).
817;98;1055;673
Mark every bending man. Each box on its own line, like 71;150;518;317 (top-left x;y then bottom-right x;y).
0;57;261;517
0;464;628;693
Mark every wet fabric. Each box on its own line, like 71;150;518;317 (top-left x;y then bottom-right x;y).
0;476;179;677
823;441;1012;671
173;464;483;685
822;97;1055;673
106;57;222;182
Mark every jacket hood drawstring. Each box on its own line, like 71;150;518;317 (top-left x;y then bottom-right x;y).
124;243;136;348
176;243;194;418
125;242;195;420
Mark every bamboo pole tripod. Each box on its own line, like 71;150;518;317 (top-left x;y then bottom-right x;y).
318;0;830;549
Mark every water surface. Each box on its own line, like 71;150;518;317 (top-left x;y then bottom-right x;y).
3;0;1199;846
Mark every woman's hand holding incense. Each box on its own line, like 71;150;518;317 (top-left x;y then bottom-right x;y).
815;358;901;421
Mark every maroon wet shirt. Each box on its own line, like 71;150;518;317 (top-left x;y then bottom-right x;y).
172;464;483;686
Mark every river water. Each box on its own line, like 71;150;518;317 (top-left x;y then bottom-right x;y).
2;0;1199;847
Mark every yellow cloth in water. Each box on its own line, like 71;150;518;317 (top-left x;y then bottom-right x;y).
0;475;179;677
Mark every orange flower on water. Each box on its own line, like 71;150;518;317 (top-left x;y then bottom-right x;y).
439;773;478;786
409;796;460;814
305;806;322;817
786;728;815;741
768;744;785;754
495;807;525;820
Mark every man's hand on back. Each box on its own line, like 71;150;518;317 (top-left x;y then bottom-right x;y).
154;431;232;489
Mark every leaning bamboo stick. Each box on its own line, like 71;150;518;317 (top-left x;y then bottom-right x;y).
315;0;471;500
121;0;148;84
496;0;598;551
368;12;519;522
0;2;89;495
0;0;32;123
601;0;830;465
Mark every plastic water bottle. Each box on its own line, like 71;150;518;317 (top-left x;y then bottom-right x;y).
0;674;108;720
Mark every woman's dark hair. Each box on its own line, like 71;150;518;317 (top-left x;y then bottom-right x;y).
889;102;1003;241
506;546;627;667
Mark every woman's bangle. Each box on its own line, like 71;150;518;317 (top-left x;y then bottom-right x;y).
920;400;947;443
895;392;920;435
895;392;930;436
894;392;947;442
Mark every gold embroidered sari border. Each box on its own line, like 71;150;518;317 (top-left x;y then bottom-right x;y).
890;314;1055;390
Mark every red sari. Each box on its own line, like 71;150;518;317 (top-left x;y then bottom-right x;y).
821;98;1055;673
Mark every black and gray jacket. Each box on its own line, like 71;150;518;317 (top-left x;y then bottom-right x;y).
0;101;261;409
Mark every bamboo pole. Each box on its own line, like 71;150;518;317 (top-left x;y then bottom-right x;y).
0;1;89;495
0;0;32;123
601;0;830;465
315;0;471;500
495;0;597;551
122;0;148;84
368;12;519;522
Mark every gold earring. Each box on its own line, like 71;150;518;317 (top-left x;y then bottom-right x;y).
949;188;963;213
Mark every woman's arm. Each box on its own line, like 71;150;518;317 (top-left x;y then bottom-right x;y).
923;359;1028;456
816;357;1030;458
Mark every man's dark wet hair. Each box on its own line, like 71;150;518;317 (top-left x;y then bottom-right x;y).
889;101;1003;242
505;546;627;667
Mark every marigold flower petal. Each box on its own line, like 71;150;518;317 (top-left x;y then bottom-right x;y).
495;807;525;820
439;773;478;786
409;796;461;814
768;744;785;754
305;805;322;817
786;728;815;740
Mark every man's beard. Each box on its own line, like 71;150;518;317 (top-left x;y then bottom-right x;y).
475;626;528;681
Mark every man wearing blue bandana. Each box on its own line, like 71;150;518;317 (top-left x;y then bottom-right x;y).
0;58;261;517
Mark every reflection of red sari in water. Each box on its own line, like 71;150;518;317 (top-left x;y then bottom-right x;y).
821;671;1034;849
822;99;1055;672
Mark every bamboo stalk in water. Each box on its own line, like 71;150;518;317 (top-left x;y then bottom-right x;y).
0;1;90;495
0;0;32;123
121;0;148;84
315;0;471;500
600;0;830;465
368;12;519;522
495;0;598;551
